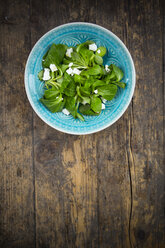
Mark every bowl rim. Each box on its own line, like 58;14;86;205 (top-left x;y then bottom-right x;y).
24;22;136;135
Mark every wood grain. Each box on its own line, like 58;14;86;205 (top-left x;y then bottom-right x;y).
0;0;164;247
124;1;165;247
0;0;35;247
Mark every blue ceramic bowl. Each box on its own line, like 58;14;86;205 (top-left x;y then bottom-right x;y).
25;22;135;135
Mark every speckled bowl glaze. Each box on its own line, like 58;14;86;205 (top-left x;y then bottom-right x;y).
24;22;135;135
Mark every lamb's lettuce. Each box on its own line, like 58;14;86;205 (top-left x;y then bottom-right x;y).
38;41;126;120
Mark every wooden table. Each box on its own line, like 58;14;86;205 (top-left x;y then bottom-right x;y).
0;0;164;247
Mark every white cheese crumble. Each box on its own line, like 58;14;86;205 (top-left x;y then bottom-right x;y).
66;67;81;76
43;68;51;80
72;68;81;75
50;64;58;72
69;62;73;67
105;65;110;72
89;43;97;51
66;48;73;58
66;67;73;75
102;98;107;104
94;89;98;94
97;49;101;54
62;108;70;115
102;103;105;110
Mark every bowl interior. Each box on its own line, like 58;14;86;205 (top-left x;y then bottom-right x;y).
25;23;135;134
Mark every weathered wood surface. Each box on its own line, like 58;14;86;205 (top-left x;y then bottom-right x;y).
0;0;164;248
0;1;35;248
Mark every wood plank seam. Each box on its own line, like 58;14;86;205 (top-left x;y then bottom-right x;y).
29;0;37;247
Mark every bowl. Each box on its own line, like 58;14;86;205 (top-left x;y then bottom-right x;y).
24;22;135;135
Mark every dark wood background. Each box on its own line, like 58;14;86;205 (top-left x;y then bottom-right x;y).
0;0;164;247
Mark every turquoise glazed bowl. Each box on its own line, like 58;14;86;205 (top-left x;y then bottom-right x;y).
25;22;135;135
